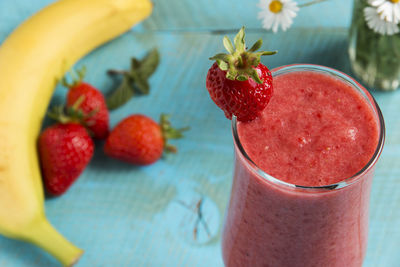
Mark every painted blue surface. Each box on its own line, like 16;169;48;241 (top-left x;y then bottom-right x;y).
0;1;399;267
0;0;352;40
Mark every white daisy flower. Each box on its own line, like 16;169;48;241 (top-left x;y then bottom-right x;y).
364;6;400;35
368;0;400;24
258;0;299;33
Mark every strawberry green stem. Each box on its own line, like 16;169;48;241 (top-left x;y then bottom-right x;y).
22;217;83;266
47;106;72;124
47;95;96;128
62;66;86;88
160;114;189;153
209;26;277;84
70;95;85;110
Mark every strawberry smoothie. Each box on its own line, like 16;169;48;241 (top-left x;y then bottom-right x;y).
222;65;384;267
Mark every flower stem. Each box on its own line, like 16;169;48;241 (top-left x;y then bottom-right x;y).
298;0;329;8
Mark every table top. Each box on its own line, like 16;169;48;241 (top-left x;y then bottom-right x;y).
0;0;399;266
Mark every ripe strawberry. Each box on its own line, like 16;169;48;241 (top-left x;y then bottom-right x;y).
63;68;109;139
104;114;188;165
206;27;276;122
38;123;94;196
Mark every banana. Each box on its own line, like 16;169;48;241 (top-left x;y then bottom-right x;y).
0;0;152;265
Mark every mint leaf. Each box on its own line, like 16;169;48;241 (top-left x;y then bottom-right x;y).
130;71;150;94
106;48;160;110
131;58;141;70
137;48;160;78
106;76;134;110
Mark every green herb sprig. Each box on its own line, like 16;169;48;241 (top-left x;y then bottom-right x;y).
106;48;160;109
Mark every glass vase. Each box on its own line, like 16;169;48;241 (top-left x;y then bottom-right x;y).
349;0;400;91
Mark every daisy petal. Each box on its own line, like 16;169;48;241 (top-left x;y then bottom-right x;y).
257;0;298;33
364;5;399;35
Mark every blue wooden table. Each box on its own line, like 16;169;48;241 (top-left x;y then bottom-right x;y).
0;0;399;266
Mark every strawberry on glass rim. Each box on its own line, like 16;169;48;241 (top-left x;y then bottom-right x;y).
206;27;277;122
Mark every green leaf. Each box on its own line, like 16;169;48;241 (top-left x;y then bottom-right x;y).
237;75;248;81
234;26;246;52
130;71;150;94
70;95;85;110
164;129;184;139
61;66;86;88
226;71;236;80
137;48;160;78
249;68;263;84
251;57;260;67
165;144;178;153
47;106;68;123
76;66;87;82
259;50;278;56
209;27;277;83
249;39;262;52
223;36;235;54
106;76;134;110
106;48;161;110
160;114;189;153
217;60;228;71
209;53;229;61
131;58;141;70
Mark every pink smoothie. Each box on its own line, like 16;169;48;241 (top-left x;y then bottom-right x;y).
222;66;382;267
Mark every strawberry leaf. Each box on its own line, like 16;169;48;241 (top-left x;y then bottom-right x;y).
223;36;235;54
61;66;86;88
160;114;190;153
248;39;262;52
48;106;70;124
209;27;277;84
233;27;246;53
47;96;92;126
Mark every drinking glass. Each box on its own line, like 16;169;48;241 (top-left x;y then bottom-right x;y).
222;65;385;267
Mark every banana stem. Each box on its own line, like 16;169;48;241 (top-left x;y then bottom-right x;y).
23;218;83;266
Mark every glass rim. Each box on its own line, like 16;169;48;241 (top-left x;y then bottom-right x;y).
232;64;385;191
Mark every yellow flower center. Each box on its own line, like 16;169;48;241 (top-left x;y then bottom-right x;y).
269;0;283;13
391;0;399;3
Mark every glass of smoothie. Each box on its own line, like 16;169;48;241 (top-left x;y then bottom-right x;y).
222;64;385;267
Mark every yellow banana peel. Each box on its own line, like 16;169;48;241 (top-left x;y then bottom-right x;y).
0;0;152;265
